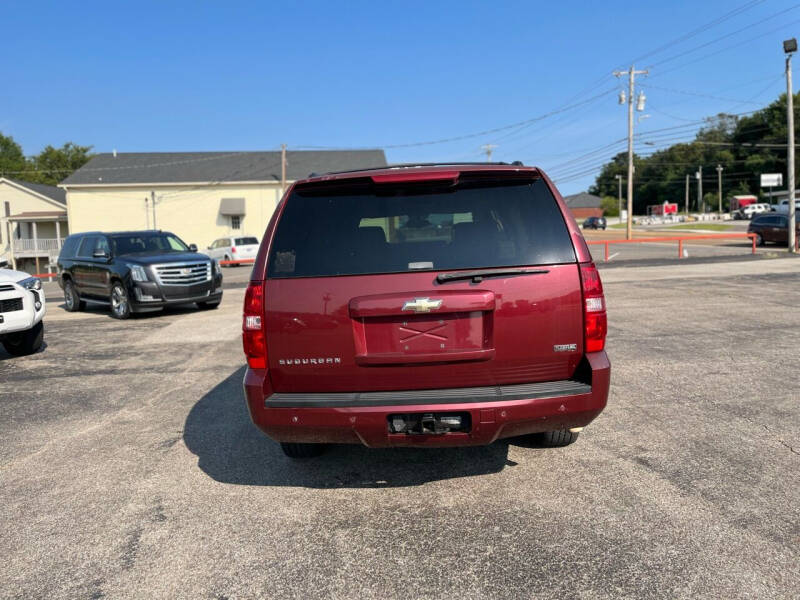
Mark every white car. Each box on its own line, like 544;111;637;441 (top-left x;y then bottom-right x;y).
741;203;771;219
205;235;260;266
0;268;45;356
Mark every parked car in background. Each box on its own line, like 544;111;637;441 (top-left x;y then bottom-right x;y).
0;267;45;355
737;203;771;220
57;230;223;319
748;213;800;246
205;236;260;266
243;163;610;458
582;216;607;230
771;199;800;214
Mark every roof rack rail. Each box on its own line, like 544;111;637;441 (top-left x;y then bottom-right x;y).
309;161;528;178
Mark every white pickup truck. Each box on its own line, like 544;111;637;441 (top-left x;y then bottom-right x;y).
0;268;45;355
771;199;800;214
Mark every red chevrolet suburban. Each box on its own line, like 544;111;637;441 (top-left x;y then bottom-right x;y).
243;163;610;457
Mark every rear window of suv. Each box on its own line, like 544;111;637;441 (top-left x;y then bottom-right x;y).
268;177;576;278
235;237;259;245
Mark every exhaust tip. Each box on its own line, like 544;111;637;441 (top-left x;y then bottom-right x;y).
569;427;584;433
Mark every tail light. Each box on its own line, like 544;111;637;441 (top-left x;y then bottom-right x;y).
243;281;267;368
580;263;607;353
231;246;237;253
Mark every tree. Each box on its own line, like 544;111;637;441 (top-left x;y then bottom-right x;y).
27;143;93;186
588;92;800;213
0;135;93;185
0;133;26;178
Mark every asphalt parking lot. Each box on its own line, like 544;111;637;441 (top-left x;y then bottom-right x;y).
2;258;799;599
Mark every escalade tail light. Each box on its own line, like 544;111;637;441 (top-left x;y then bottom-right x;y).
243;281;267;369
580;262;607;353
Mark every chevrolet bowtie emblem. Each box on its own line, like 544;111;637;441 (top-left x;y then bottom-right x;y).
402;297;443;313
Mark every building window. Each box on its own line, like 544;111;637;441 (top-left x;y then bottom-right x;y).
231;215;241;230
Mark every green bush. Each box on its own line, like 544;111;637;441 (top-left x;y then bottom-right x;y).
601;196;620;217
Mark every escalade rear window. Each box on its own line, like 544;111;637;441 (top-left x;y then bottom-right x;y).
268;178;576;278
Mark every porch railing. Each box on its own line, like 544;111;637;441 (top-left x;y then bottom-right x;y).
12;238;64;255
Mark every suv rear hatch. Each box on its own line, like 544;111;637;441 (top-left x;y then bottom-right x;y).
233;236;260;260
260;169;585;394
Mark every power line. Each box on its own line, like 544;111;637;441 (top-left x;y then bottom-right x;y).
643;84;767;105
647;3;800;68
628;0;767;64
652;16;800;79
0;152;261;176
294;87;616;151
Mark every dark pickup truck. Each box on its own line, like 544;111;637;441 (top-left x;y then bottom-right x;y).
57;230;223;319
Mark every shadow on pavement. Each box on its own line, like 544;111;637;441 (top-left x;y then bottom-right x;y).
0;340;48;361
184;366;517;488
46;300;203;320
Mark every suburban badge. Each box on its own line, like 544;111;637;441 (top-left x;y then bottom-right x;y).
402;297;443;313
553;343;577;352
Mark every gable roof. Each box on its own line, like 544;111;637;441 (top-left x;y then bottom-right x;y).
60;150;388;187
563;192;602;209
0;178;66;205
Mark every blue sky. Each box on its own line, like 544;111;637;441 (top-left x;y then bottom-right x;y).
3;0;798;193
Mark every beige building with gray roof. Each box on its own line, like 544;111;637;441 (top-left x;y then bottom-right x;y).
59;150;387;254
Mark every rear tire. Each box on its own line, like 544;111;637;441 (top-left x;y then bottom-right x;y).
537;429;580;447
280;442;326;458
63;280;85;312
755;233;764;246
2;321;44;356
223;254;232;267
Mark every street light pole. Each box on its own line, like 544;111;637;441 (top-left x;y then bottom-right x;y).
785;38;797;253
685;173;690;216
614;65;648;240
696;166;703;215
716;164;723;215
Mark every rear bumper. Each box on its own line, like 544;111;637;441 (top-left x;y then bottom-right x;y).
243;351;610;448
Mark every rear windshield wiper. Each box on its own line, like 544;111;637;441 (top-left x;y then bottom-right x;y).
436;268;549;284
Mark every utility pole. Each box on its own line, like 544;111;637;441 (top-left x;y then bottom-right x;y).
696;166;703;214
716;164;723;215
614;65;648;240
615;174;623;222
685;174;690;216
280;143;287;198
481;144;498;162
785;38;797;253
151;191;157;230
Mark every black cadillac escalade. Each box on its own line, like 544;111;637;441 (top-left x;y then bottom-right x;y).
57;230;223;319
